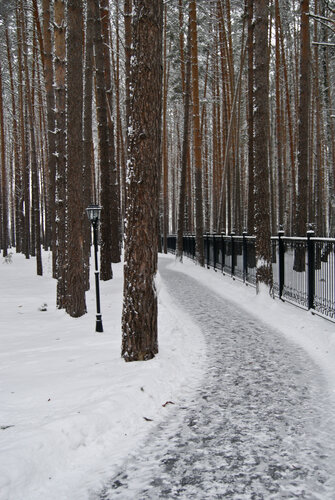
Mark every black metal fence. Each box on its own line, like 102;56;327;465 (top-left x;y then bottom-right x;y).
164;232;335;322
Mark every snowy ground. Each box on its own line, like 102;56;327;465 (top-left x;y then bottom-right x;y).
1;251;335;499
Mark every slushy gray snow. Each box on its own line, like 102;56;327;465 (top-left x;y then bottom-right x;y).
95;260;335;499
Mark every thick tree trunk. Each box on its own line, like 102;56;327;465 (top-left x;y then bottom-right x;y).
54;0;67;308
66;0;86;317
122;0;163;362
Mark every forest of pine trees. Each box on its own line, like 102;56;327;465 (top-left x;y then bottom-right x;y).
0;1;335;324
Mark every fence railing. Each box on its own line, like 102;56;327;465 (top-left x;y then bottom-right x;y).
163;232;335;322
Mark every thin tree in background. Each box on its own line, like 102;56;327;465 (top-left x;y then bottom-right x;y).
83;0;95;291
189;0;204;266
296;0;311;237
247;0;254;234
100;0;121;265
93;0;113;281
254;0;272;289
16;1;30;260
122;0;163;362
66;0;86;317
42;0;57;272
177;9;191;261
0;62;8;257
21;3;42;275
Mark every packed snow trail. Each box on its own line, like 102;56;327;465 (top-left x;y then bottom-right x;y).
94;259;335;499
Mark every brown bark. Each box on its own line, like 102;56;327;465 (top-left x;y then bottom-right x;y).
66;0;86;317
122;0;163;362
162;5;169;254
296;0;310;236
5;26;22;253
42;0;57;268
16;3;30;260
254;0;272;288
92;0;113;281
100;0;121;265
21;6;42;275
177;14;191;261
0;63;8;257
190;0;204;266
54;0;67;308
83;0;94;291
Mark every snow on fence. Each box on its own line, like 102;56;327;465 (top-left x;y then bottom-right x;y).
164;232;335;322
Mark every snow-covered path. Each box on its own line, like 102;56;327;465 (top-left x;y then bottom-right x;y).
95;259;335;499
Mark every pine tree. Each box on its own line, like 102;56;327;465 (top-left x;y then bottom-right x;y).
122;0;163;362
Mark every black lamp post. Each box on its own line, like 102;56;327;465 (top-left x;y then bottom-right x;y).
86;204;103;332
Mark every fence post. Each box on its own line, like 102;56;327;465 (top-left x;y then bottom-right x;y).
213;231;216;271
242;230;248;282
278;228;285;299
221;231;225;271
206;232;210;268
307;227;315;310
231;231;235;277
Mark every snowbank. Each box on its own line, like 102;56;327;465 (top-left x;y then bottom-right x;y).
0;251;205;500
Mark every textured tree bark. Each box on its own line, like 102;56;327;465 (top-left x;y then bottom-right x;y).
54;0;67;308
66;0;86;317
122;0;163;362
254;0;273;289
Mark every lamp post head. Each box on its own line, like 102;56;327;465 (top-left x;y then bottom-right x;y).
86;204;102;225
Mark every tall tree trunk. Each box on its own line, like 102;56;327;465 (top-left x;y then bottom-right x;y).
162;5;169;254
66;0;86;317
0;63;8;257
247;0;254;234
176;12;191;261
21;4;42;275
189;0;204;266
54;0;67;308
42;0;57;273
83;0;94;292
122;0;163;362
5;27;22;253
93;0;113;281
16;2;30;260
254;0;272;289
100;0;121;265
296;0;310;236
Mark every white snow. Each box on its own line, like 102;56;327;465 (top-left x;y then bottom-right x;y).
1;251;335;500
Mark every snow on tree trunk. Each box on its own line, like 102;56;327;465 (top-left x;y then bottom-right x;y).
121;0;163;362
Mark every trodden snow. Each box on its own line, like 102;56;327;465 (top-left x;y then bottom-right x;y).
1;251;335;499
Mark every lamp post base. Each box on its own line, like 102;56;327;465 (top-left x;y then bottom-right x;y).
96;315;103;333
